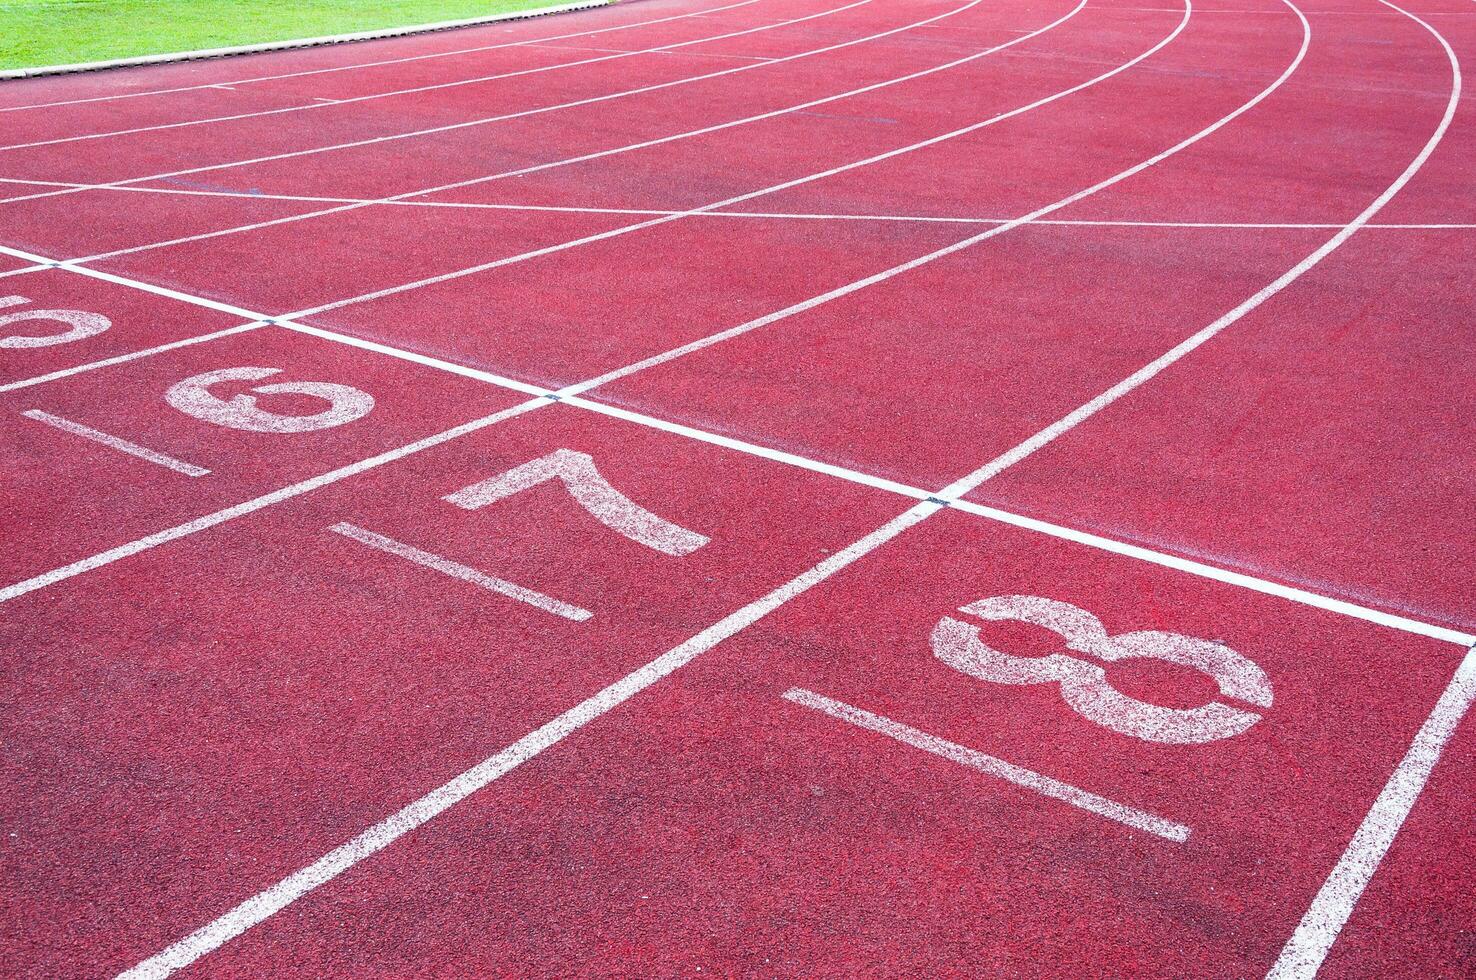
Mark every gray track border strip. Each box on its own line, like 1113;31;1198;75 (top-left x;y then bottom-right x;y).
0;0;615;81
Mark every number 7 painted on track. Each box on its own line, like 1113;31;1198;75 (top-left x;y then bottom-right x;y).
445;448;710;556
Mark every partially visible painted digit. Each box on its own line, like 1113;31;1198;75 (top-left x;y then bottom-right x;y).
0;296;110;349
932;595;1273;744
446;448;709;556
165;366;374;433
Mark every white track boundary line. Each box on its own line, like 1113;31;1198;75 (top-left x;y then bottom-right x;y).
0;0;807;152
40;0;1028;266
21;409;211;476
782;687;1193;841
0;0;747;106
0;0;986;210
0;322;269;394
6;179;1475;232
928;0;1457;502
329;521;592;621
0;0;616;82
1267;645;1476;978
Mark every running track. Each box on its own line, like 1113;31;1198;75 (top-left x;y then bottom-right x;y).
0;0;1473;975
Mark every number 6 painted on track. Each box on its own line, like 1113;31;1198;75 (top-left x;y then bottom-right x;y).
165;366;375;433
932;595;1273;744
0;295;110;349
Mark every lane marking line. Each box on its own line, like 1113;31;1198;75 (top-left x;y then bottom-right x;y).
0;0;804;151
1267;646;1476;979
7;179;1474;233
782;687;1193;842
929;0;1458;502
48;0;1018;264
328;521;592;621
292;0;1169;318
0;262;51;280
0;0;750;110
0;322;269;394
7;0;1468;655
21;409;210;476
0;0;962;210
6;2;1468;649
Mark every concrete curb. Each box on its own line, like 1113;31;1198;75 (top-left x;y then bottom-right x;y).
0;0;616;81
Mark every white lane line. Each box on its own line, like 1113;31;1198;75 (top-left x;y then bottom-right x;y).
782;687;1193;842
292;0;1169;318
1268;646;1476;979
116;501;939;980
0;262;52;280
561;394;1476;647
21;409;210;477
0;322;267;394
0;0;767;113
553;0;1281;393
60;0;1013;264
930;0;1459;503
328;521;591;621
0;0;964;211
6;179;1476;232
0;0;800;151
0;399;549;607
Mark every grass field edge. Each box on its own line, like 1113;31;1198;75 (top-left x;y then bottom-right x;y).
0;0;617;81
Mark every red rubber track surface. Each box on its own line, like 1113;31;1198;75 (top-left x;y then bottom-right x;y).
0;0;1472;976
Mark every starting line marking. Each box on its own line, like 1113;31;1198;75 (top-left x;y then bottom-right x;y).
781;687;1193;842
20;408;211;477
329;521;593;622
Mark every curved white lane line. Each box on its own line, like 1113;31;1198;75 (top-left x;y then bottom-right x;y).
0;0;767;114
46;0;1022;262
0;0;974;208
294;0;1185;318
0;0;845;151
937;0;1458;498
565;0;1303;392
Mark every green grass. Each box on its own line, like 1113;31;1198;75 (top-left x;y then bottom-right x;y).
0;0;578;71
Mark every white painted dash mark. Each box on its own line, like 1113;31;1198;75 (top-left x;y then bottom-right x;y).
782;687;1192;842
22;409;209;476
328;521;591;622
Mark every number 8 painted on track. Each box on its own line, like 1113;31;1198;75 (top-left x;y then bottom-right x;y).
931;595;1273;744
